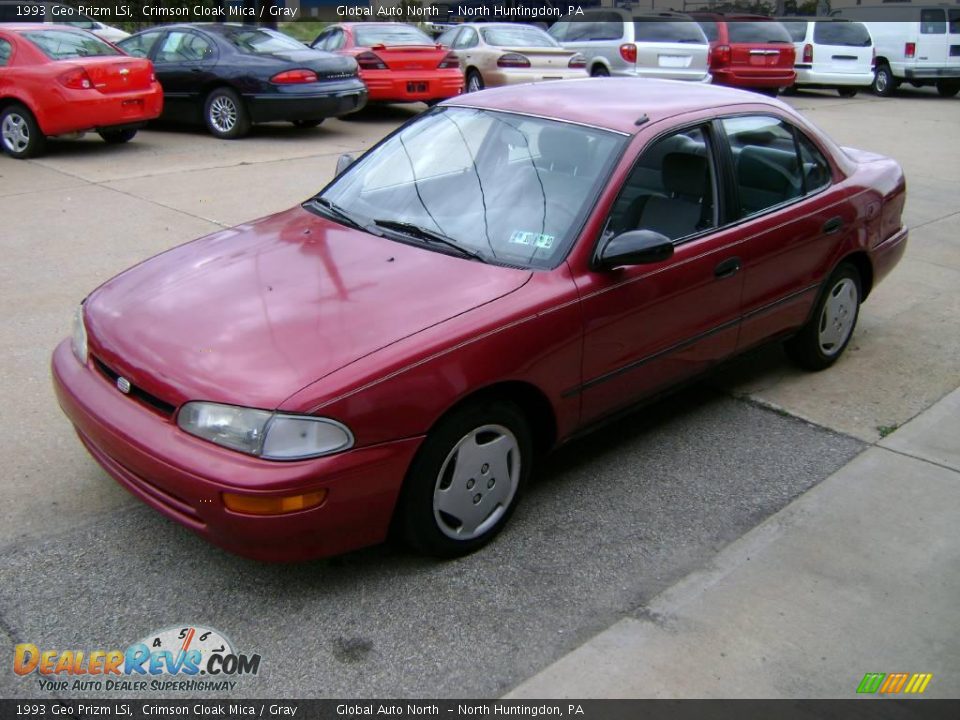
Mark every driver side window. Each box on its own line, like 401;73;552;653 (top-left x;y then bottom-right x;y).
606;126;716;242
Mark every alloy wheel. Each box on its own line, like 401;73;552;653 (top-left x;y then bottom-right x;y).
818;278;859;356
1;113;29;154
208;96;238;134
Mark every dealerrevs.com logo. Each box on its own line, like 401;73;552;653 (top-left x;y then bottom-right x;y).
14;625;261;693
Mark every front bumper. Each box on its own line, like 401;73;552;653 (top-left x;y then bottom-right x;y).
361;69;463;103
52;340;423;562
245;79;368;123
40;84;164;137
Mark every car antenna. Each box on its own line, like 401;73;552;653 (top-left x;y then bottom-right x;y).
635;114;650;126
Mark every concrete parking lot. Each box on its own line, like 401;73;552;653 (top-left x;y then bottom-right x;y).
1;88;958;699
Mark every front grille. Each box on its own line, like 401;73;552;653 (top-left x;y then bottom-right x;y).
93;356;177;418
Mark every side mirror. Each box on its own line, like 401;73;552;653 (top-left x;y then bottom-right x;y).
596;229;674;269
335;153;356;177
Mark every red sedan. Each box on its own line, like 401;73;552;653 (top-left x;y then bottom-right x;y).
692;14;797;93
310;22;463;105
52;79;906;561
0;24;162;158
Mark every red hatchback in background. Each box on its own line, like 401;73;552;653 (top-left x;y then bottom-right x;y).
0;24;161;158
692;14;796;93
310;22;463;105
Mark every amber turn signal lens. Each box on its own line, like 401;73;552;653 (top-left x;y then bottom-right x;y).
222;490;327;515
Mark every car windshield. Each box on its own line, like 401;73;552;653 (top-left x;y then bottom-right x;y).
23;29;121;59
221;28;306;54
632;20;706;44
315;107;624;269
481;26;557;48
728;21;793;44
355;25;433;47
813;22;871;47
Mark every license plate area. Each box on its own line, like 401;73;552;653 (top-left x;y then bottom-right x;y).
407;82;428;93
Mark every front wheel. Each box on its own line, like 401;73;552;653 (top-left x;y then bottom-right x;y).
397;399;532;557
784;263;862;371
98;128;138;144
872;65;899;97
203;87;250;139
936;81;960;98
1;104;46;159
837;87;858;98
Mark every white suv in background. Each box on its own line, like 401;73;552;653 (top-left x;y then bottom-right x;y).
778;18;874;97
548;9;711;82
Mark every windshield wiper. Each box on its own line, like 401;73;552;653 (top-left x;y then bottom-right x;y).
309;196;369;232
372;219;485;262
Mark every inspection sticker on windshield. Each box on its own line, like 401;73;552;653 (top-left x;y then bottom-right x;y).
509;230;554;249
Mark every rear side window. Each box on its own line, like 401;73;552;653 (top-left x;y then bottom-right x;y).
118;30;163;59
355;25;433;47
632;21;706;44
814;22;871;47
0;38;11;66
921;9;946;35
727;21;793;44
951;10;960;35
780;21;809;43
23;29;121;59
796;132;831;193
723;115;805;217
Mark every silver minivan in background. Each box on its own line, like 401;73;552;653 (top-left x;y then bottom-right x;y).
778;18;874;97
548;9;711;82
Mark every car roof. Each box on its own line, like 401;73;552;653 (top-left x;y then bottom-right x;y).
448;78;778;135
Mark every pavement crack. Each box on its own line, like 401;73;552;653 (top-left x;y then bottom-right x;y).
875;445;959;475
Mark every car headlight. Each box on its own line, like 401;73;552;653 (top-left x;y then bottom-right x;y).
72;305;88;364
176;402;354;461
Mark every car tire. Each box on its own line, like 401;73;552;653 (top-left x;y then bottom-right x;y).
590;65;610;78
465;69;484;93
98;128;138;144
292;119;323;128
872;64;899;97
837;87;858;98
936;81;960;98
0;103;46;159
397;399;532;558
203;87;250;139
784;263;862;371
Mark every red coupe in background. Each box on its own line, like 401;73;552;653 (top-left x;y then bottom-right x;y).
310;22;463;105
692;14;797;93
53;79;906;562
0;24;162;158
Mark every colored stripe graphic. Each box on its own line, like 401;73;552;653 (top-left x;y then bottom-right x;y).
857;673;885;694
904;673;933;694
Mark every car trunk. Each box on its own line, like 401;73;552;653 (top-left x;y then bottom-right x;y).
73;56;154;93
260;48;358;77
494;46;575;71
634;42;709;73
367;45;449;71
811;22;873;75
727;22;795;72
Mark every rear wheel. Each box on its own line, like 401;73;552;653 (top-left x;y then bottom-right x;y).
590;65;610;78
465;69;484;93
785;263;862;371
0;103;46;159
872;64;899;97
292;119;323;128
203;87;250;139
837;87;858;98
936;81;960;98
397;399;532;557
98;128;138;144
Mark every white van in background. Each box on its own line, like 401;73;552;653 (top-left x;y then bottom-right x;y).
836;4;960;96
779;18;874;97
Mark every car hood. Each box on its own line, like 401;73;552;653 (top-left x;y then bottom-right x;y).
84;207;531;410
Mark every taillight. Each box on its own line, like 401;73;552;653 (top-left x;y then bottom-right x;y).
905;42;916;59
355;51;387;70
437;51;459;69
712;44;731;68
58;68;94;90
619;44;637;64
270;69;318;84
802;43;813;64
497;53;530;68
568;53;586;69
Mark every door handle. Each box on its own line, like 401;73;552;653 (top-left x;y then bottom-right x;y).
714;257;741;279
822;216;843;235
